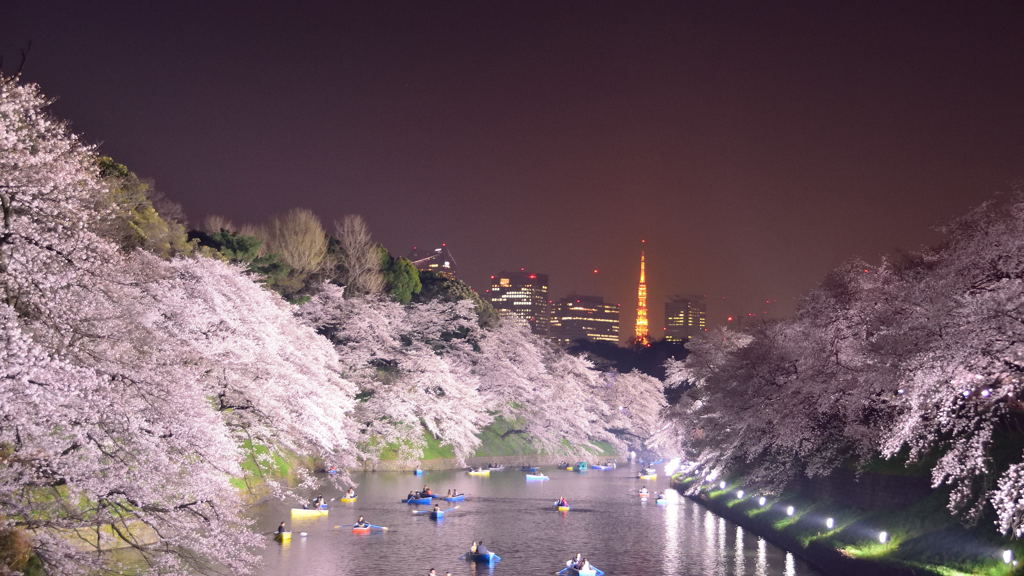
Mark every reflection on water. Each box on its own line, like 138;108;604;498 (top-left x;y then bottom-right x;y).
735;526;745;574
757;537;768;576
256;465;819;575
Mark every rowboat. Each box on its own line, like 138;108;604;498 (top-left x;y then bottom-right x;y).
413;469;423;476
290;507;328;518
339;496;357;503
590;464;614;470
558;565;604;576
402;496;432;505
554;502;571;512
352;523;386;534
465;552;502;564
488;465;505;471
274;531;292;543
445;494;466;502
638;473;657;480
468;468;490;476
525;473;549;481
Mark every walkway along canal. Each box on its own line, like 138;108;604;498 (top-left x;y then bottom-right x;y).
256;465;819;575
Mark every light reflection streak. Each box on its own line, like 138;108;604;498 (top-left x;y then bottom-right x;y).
718;517;727;563
755;537;767;576
662;491;680;574
703;510;717;575
785;552;796;576
734;526;745;573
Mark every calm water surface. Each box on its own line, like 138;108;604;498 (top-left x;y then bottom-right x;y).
255;465;819;576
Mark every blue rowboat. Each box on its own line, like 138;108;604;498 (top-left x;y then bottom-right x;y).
465;552;501;564
558;565;604;576
413;469;423;476
430;510;445;520
402;496;432;505
430;493;465;502
590;464;614;470
526;473;549;481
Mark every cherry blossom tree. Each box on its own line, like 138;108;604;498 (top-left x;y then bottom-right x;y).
1;75;358;575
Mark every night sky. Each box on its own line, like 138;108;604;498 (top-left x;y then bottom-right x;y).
4;1;1023;337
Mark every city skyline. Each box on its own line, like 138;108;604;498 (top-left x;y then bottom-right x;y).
6;1;1021;337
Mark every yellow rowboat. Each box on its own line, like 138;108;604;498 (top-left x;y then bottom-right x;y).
468;469;491;476
639;474;657;480
339;497;357;503
274;531;292;543
291;507;329;518
557;505;571;512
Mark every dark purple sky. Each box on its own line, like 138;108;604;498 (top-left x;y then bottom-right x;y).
4;1;1023;337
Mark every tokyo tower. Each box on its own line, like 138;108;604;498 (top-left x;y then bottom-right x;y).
634;240;650;346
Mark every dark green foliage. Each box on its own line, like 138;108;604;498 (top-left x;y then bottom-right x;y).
569;338;687;380
97;156;192;257
414;270;499;327
189;228;311;300
378;247;422;304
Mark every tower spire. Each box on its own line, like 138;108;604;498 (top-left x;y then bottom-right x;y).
634;240;650;346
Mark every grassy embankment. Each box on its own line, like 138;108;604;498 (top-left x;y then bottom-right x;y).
673;462;1024;576
377;417;617;463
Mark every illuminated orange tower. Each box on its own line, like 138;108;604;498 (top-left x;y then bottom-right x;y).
634;240;650;346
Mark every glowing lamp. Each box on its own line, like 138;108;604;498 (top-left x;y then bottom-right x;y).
758;497;766;506
786;506;794;516
878;531;888;544
825;517;834;530
1003;550;1014;564
719;481;726;490
736;490;744;499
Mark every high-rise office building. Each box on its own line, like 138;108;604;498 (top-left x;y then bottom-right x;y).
487;270;551;334
664;295;708;342
408;244;457;277
550;295;621;345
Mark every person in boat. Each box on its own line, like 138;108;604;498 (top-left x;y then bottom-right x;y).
446;488;452;497
407;490;417;501
470;540;478;554
428;569;437;576
310;495;325;508
345;488;356;499
639;486;649;495
276;521;287;535
354;515;369;528
422;486;433;496
476;540;490;556
581;558;592;571
557;496;569;507
568;553;581;567
432;504;441;513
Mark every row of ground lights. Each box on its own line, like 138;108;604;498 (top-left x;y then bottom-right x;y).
699;475;1016;566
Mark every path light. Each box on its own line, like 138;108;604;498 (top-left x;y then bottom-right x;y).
758;497;766;506
786;506;794;516
878;531;888;544
825;517;834;530
719;481;727;490
1003;550;1014;564
736;490;744;499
